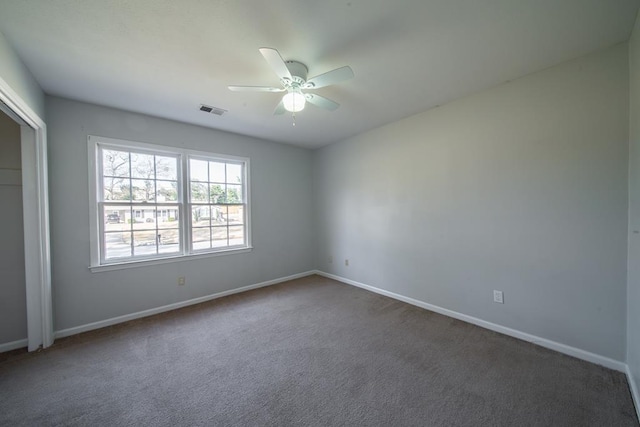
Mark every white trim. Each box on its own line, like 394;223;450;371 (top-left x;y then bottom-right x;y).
626;365;640;422
315;270;627;372
55;270;315;339
0;99;26;125
0;77;44;129
0;338;28;353
0;76;53;351
21;128;43;351
87;136;99;266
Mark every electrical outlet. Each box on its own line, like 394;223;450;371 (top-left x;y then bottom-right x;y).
493;290;504;304
345;259;349;266
178;276;186;286
328;256;333;264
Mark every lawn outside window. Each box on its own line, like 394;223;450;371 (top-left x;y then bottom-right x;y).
88;135;251;271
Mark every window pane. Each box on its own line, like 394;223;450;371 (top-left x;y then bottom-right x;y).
131;179;155;202
212;226;228;247
190;159;208;182
157;180;178;202
156;156;177;180
229;226;244;246
121;206;133;225
193;241;210;251
227;205;243;225
190;182;208;202
209;161;226;183
157;207;179;228
132;209;157;230
131;153;156;179
158;229;180;254
103;177;131;201
226;184;242;203
209;184;224;203
104;232;132;259
192;206;210;226
227;163;242;184
104;205;129;230
132;231;159;256
103;150;130;177
192;227;211;251
212;206;227;224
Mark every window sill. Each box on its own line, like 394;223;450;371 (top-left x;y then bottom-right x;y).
89;246;253;273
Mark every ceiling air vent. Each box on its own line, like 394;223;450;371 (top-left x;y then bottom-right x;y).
199;104;227;116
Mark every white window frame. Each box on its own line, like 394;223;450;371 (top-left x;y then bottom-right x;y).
88;135;251;272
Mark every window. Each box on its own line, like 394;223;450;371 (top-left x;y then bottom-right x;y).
189;158;246;251
89;136;250;270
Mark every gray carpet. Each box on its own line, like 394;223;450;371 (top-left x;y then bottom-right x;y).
0;275;637;426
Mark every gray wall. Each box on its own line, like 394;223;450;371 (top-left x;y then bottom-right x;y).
314;44;629;361
46;96;315;331
628;12;640;397
0;111;26;344
0;31;45;120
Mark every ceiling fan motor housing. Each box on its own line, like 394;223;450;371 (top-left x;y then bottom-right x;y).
284;61;308;88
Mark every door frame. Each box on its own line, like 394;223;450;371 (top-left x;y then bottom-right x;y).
0;77;53;351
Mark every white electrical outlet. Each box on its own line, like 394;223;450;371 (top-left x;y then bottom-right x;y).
345;259;349;266
178;276;186;286
493;290;504;304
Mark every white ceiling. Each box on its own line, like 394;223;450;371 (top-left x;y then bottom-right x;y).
0;0;637;149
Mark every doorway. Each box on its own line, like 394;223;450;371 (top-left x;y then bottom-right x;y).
0;87;52;352
0;109;27;349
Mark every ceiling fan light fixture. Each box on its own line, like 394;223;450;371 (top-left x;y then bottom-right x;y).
229;48;354;115
282;91;306;112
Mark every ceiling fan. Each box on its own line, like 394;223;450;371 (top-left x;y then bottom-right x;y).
229;47;354;115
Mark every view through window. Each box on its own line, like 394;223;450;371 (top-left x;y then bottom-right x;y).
92;136;250;266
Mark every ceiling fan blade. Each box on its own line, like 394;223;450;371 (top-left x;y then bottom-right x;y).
273;100;287;115
305;93;340;111
259;47;292;82
304;66;354;89
228;85;284;92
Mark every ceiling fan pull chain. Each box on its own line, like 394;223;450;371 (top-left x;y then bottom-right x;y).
292;111;296;126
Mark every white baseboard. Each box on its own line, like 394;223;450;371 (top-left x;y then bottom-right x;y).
55;270;316;339
626;365;640;422
0;338;28;353
314;270;627;373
